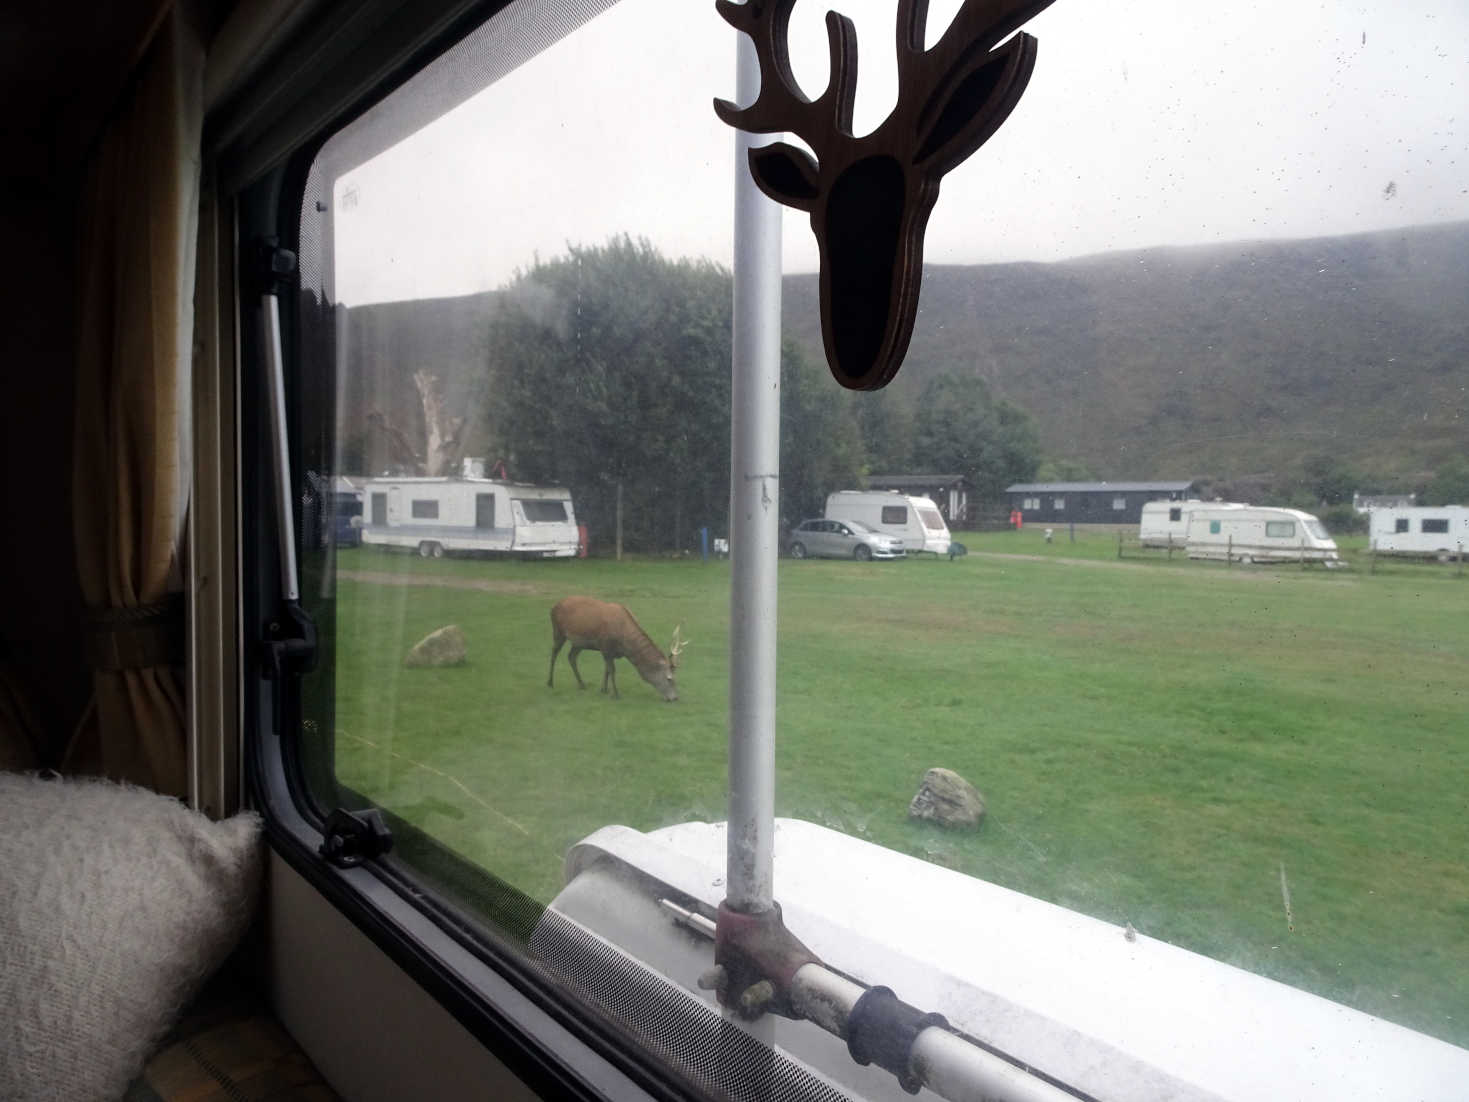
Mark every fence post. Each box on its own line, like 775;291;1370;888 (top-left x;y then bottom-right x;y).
1370;544;1376;575
1167;533;1174;560
1227;534;1233;567
1117;530;1123;559
1459;543;1464;578
1069;521;1075;543
1300;539;1306;571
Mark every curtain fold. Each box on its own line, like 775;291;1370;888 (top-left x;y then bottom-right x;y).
66;8;205;797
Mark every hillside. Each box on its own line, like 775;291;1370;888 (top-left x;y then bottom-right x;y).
784;221;1469;483
339;221;1468;484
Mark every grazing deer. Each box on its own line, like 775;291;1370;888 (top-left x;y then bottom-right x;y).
547;596;689;702
714;0;1056;390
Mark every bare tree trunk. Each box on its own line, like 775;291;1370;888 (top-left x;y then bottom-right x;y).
413;369;466;476
616;481;624;562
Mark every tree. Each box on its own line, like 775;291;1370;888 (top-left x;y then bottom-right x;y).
781;338;864;523
1301;454;1358;506
1035;457;1096;482
910;373;1041;500
854;390;915;473
488;237;733;552
1420;457;1469;506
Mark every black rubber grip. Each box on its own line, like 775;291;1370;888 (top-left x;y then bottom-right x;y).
845;985;949;1094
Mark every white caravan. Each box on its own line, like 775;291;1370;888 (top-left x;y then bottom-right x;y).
1186;506;1341;565
1139;499;1246;548
361;477;578;558
825;490;952;555
1368;505;1469;560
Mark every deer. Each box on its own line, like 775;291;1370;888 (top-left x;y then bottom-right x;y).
547;596;690;702
714;0;1057;391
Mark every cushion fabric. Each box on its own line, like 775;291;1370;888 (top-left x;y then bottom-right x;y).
0;773;262;1102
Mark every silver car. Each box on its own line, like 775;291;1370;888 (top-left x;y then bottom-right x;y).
788;518;905;561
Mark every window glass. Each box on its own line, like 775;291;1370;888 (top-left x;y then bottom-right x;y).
517;499;570;523
916;506;945;531
1422;518;1450;534
1266;520;1296;538
287;0;1469;1091
1395;518;1410;533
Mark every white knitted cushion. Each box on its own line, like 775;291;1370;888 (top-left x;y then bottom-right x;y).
0;773;263;1102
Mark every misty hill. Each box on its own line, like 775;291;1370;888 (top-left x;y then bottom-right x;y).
784;221;1469;483
340;220;1468;485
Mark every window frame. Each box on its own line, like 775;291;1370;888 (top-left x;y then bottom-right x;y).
224;3;749;1099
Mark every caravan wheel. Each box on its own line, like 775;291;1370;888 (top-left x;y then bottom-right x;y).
418;541;443;559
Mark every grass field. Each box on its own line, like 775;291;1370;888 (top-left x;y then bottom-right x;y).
320;531;1468;1047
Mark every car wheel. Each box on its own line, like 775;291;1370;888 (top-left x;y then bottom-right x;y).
854;544;872;561
790;541;807;559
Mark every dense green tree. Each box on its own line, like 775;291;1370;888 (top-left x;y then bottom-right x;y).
1035;458;1096;482
911;373;1041;500
854;391;916;474
781;339;864;524
487;237;865;551
488;237;732;552
1420;457;1469;506
1301;454;1359;506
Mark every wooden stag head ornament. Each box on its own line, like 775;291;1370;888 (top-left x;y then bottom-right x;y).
715;0;1057;389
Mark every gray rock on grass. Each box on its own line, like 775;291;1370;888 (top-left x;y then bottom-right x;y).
404;625;468;668
908;767;985;829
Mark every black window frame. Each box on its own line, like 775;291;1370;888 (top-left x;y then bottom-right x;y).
229;3;761;1099
411;498;440;519
1421;518;1450;534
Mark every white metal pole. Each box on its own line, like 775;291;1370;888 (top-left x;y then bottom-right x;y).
726;25;783;915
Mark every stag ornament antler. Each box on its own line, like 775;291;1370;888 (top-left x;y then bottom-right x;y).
715;0;1057;389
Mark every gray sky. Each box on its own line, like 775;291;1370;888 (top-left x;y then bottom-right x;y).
333;0;1467;306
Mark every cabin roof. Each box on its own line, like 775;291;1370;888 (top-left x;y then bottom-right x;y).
1006;481;1197;493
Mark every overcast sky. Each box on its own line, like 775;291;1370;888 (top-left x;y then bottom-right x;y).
332;0;1467;306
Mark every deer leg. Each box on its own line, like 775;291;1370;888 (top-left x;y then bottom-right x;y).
548;635;565;688
602;655;619;699
567;646;588;689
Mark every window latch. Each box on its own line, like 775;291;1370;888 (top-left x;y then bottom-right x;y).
319;807;394;867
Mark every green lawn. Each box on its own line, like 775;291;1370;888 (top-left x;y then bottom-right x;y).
318;541;1468;1048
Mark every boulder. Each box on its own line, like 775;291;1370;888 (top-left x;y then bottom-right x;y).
404;625;468;668
908;767;985;830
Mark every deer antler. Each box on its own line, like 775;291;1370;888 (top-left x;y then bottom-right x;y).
669;624;692;664
714;1;857;147
713;0;1058;390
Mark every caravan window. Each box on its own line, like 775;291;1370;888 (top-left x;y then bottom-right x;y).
1114;497;1127;511
517;499;568;523
241;0;1469;1096
1266;520;1297;538
917;506;946;530
1395;517;1410;533
1421;518;1450;534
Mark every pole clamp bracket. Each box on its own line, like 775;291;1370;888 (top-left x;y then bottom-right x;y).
712;901;820;1020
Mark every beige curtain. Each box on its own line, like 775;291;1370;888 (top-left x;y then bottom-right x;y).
66;8;205;797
